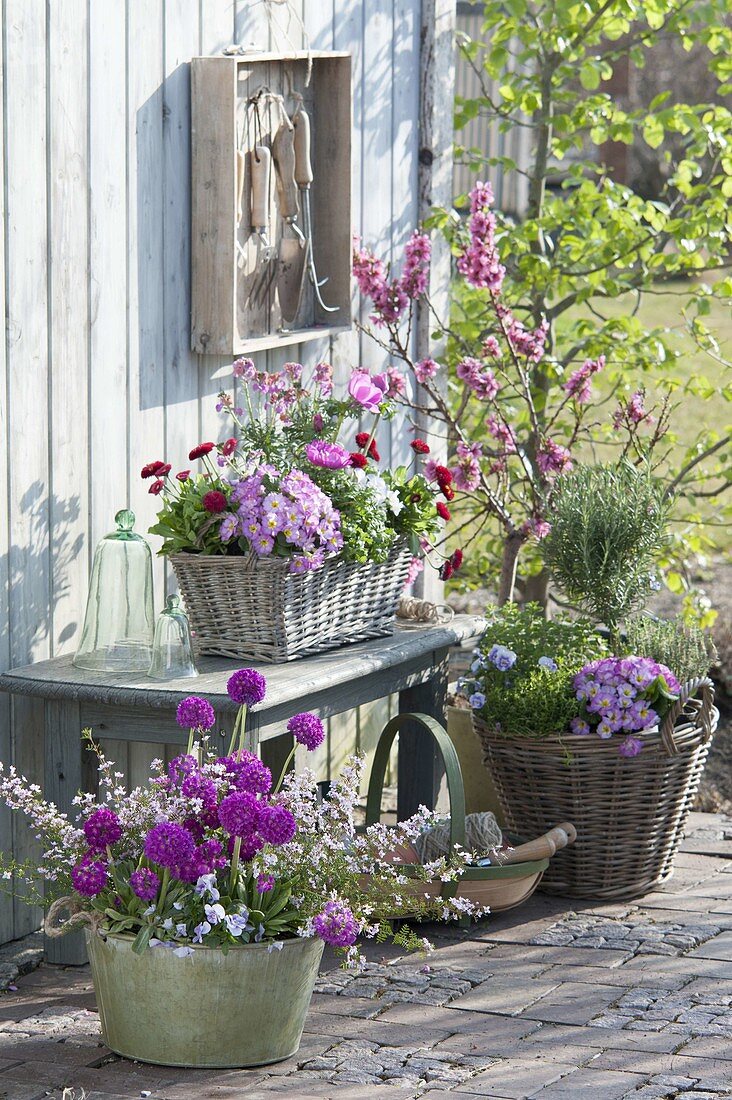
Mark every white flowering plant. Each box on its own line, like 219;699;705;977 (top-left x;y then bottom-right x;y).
0;671;486;968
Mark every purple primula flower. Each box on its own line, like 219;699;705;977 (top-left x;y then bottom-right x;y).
619;736;644;757
304;440;351;470
287;712;325;751
259;804;297;846
218;791;262;837
71;855;108;897
219;513;239;542
257;874;275;892
570;717;591;736
83;807;123;850
176;696;216;731
227;668;267;707
596;720;614;739
143;822;196;874
313;899;359;947
130;868;160;902
487;644;517;671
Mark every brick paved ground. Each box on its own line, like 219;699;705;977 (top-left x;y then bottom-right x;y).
1;812;732;1100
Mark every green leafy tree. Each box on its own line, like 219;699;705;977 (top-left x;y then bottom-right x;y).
446;0;732;602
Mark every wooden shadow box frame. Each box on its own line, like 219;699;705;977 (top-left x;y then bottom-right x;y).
191;51;352;356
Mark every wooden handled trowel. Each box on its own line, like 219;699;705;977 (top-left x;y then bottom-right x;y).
272;120;307;326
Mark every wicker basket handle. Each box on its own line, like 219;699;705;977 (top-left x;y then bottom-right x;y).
659;676;714;757
365;713;467;852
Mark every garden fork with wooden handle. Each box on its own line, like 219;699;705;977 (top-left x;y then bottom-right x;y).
272;120;308;324
293;108;338;313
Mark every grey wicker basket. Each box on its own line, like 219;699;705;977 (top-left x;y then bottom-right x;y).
171;539;413;663
474;678;718;900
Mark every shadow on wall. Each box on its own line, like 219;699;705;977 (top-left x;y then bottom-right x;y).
2;485;84;673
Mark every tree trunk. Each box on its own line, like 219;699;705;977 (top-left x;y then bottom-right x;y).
498;531;523;605
523;569;550;615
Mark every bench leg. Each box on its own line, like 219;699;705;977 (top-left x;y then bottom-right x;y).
44;699;93;965
396;652;448;820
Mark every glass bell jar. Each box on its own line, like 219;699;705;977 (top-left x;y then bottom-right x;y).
148;594;197;680
73;509;155;673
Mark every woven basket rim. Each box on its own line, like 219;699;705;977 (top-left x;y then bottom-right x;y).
170;537;409;575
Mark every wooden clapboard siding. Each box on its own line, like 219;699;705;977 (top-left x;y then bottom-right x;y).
0;0;449;945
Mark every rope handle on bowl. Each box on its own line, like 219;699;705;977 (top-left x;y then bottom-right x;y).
365;713;467;853
659;676;714;757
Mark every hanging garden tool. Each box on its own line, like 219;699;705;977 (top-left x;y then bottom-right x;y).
272;118;307;324
293;107;338;314
247;144;278;306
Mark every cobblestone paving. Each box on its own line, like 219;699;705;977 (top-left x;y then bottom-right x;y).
0;812;732;1100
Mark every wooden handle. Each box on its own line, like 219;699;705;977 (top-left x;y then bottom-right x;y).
293;109;313;188
236;149;246;226
249;145;270;231
501;822;577;865
272;122;300;221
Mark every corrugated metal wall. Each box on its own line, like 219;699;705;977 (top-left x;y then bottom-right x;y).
0;0;423;944
454;3;529;212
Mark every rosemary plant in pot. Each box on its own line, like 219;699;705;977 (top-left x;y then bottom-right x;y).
464;462;717;900
0;672;485;1069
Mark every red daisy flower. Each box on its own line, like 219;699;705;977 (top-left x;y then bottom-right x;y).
355;431;369;448
148;479;165;495
434;465;453;486
202;490;227;514
221;437;237;457
436;501;450;521
349;452;368;469
176;470;191;482
157;463;172;478
189;442;214;461
355;432;380;460
141;460;166;479
410;438;430;454
441;484;455;501
451;548;464;571
439;560;454;580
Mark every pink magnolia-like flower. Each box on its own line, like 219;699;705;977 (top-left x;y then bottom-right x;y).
614;389;653;429
563;355;605;405
348;371;384;412
536;439;573;478
521;516;552;540
457;181;505;292
486;415;517;454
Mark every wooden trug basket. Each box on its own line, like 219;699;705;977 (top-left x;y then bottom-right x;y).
364;713;550;914
475;677;718;900
171;539;412;663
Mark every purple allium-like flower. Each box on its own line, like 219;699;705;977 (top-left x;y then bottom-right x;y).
259;804;297;846
181;772;218;808
304;440;351;470
176;696;216;731
619;736;644;758
218;752;272;795
218;791;262;837
71;855;108;897
257;874;275;892
286;712;325;752
144;822;196;873
83;807;123;850
130;867;160;901
313;899;359;947
227;668;267;707
239;833;264;861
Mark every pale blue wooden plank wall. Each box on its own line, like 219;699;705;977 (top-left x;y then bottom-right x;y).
0;0;427;944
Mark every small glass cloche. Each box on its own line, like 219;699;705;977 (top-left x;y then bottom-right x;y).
73;509;155;673
147;594;197;680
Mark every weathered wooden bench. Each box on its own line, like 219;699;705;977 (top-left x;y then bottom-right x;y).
0;615;485;964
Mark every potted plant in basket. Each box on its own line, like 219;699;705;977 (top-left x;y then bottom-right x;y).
0;671;486;1069
461;462;718;900
140;360;457;663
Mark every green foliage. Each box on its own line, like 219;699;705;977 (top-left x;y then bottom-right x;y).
449;0;732;591
466;603;609;738
624;614;715;683
317;470;397;564
149;476;231;556
541;462;669;633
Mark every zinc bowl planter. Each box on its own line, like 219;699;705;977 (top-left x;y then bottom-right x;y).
171;538;413;663
474;677;717;900
86;930;324;1068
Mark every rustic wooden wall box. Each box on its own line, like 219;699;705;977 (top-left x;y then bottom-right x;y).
191;50;352;356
